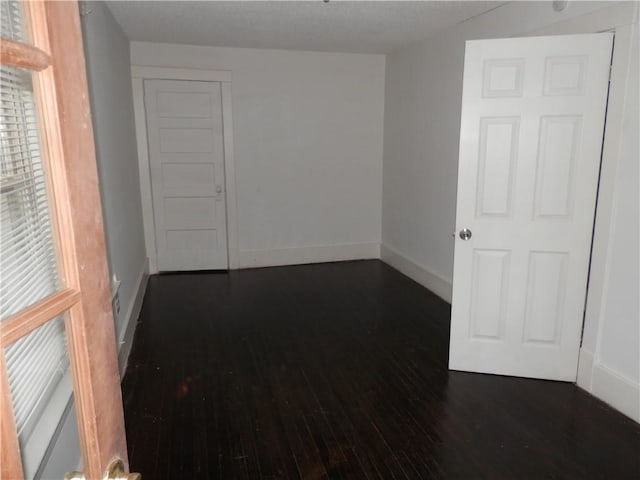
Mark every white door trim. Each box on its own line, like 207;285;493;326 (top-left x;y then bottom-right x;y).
131;66;232;83
131;66;239;272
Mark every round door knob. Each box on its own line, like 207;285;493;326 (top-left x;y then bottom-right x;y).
459;228;472;240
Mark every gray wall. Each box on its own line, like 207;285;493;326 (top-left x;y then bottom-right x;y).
82;1;147;340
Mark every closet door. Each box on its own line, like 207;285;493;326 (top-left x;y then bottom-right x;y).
144;79;228;271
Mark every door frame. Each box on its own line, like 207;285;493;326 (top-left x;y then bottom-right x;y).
131;66;239;273
522;3;637;400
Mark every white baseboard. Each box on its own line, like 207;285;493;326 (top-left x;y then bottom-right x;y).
591;363;640;423
576;348;639;423
117;258;149;375
380;244;452;302
237;242;381;269
576;348;595;391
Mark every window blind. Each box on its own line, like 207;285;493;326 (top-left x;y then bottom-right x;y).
0;65;60;316
0;0;70;463
0;0;24;42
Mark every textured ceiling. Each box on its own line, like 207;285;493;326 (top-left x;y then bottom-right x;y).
106;1;505;54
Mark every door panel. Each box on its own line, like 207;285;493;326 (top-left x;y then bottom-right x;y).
522;251;568;345
469;249;510;340
534;115;581;218
476;117;519;217
144;79;228;271
450;33;613;381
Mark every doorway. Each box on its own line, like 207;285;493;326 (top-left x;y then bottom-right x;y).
131;67;239;273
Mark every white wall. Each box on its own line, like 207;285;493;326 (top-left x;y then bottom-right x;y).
584;23;639;421
130;42;385;268
381;1;619;300
597;24;638;384
381;32;464;301
381;1;639;421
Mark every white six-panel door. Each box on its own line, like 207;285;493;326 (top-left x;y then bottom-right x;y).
449;34;613;381
144;79;228;271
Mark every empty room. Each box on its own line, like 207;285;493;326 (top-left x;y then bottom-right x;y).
1;0;638;479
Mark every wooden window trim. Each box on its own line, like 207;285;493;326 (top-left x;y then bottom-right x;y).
1;289;81;347
0;348;23;479
0;36;51;70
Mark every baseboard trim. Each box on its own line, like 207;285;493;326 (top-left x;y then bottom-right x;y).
118;258;149;375
380;244;452;303
237;243;381;269
590;363;640;423
576;348;595;391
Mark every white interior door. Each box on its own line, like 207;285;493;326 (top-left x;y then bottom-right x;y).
144;79;228;271
449;33;613;381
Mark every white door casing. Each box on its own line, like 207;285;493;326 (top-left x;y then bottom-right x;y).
144;79;229;271
449;33;613;381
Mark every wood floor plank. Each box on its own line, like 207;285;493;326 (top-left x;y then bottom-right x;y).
122;260;640;480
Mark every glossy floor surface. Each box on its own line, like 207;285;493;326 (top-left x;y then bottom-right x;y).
122;261;640;479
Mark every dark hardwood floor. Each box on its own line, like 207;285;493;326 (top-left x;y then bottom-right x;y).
122;260;640;480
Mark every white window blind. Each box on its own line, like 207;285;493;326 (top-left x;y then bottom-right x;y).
0;0;24;41
0;65;59;315
1;0;71;475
